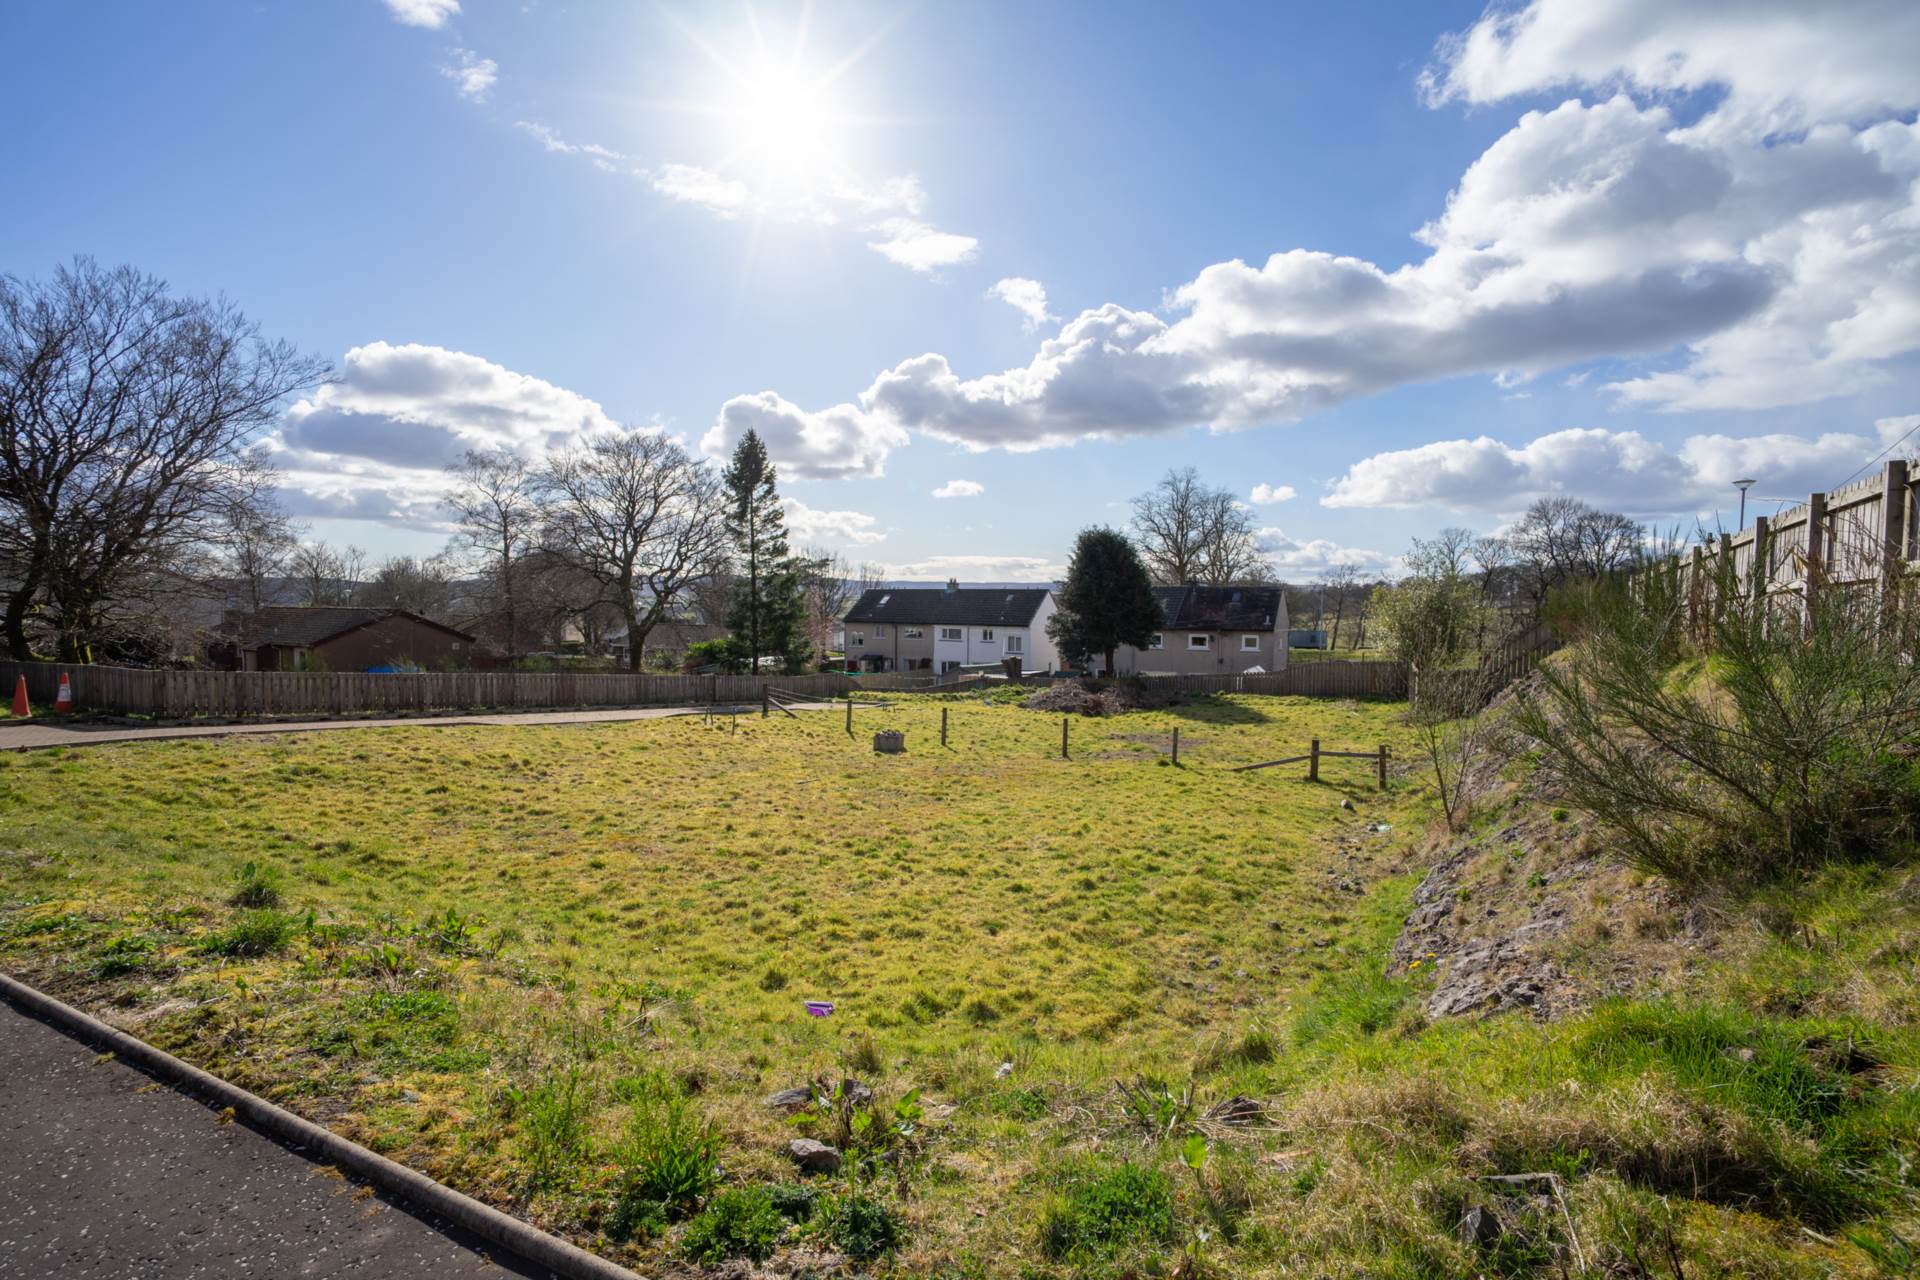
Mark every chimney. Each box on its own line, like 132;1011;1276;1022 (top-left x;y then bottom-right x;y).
944;577;958;595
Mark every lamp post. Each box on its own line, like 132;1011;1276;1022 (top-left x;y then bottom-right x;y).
1734;478;1756;528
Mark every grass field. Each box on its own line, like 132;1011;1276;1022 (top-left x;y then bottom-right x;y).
2;690;1915;1276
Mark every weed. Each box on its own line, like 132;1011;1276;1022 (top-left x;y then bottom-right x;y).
818;1191;904;1260
766;1182;820;1221
199;910;295;958
680;1186;784;1262
607;1093;720;1237
228;861;284;909
511;1070;590;1192
1038;1159;1177;1263
93;932;154;978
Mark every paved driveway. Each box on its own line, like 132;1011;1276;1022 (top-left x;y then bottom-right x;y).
0;999;554;1279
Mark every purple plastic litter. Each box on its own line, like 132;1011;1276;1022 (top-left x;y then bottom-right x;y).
805;1000;835;1017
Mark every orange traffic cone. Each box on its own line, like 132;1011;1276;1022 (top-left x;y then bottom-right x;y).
10;675;29;719
54;672;74;714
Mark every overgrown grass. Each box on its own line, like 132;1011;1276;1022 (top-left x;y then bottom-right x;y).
0;693;1913;1276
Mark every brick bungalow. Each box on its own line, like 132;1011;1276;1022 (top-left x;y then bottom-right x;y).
228;606;477;672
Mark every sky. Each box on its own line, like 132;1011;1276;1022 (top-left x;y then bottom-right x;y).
4;0;1918;582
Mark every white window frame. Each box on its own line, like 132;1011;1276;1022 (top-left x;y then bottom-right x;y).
1241;634;1260;651
1004;634;1023;653
980;628;996;642
1148;633;1164;650
939;627;963;642
1188;634;1211;650
849;631;865;647
874;624;887;638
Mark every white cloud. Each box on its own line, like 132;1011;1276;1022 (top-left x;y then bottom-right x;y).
702;391;907;481
384;0;459;29
516;122;622;172
832;175;927;216
441;48;496;101
784;499;886;546
988;278;1056;331
1322;419;1914;516
1254;529;1398;579
864;218;980;273
723;1;1920;473
876;554;1063;583
1249;483;1296;504
267;341;622;529
932;479;984;498
646;163;752;218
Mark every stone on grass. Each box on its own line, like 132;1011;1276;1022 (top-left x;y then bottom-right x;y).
1458;1204;1503;1249
788;1138;842;1174
763;1085;815;1112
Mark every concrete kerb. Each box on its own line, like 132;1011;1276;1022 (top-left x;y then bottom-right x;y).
0;971;646;1280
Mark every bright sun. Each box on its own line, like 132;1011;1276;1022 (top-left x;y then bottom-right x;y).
723;59;847;184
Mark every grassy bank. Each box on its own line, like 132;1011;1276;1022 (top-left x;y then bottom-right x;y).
1;691;1914;1276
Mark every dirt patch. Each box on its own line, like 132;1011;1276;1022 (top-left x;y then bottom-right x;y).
1023;681;1136;716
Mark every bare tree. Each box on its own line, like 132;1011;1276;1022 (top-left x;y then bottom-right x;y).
796;550;886;662
1507;497;1643;607
445;448;538;659
289;541;367;606
537;431;728;671
359;552;457;618
0;259;328;659
1322;564;1361;650
1131;467;1268;585
219;502;302;614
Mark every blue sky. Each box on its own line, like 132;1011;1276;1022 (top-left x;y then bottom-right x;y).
5;0;1917;580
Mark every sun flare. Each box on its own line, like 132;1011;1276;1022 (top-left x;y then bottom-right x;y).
721;59;847;185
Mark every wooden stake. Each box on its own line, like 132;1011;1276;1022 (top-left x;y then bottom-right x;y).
1309;738;1320;782
941;705;948;746
1061;716;1069;759
1172;727;1179;765
846;694;853;737
1376;743;1387;790
761;683;769;718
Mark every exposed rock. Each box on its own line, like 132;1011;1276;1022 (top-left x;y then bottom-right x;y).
1458;1204;1503;1249
838;1078;874;1107
788;1138;842;1174
763;1085;815;1112
995;1061;1014;1079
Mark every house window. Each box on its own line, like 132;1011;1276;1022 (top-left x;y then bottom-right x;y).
980;628;995;642
1148;633;1164;650
1005;634;1023;653
849;631;865;647
939;627;962;641
940;660;961;673
1188;634;1211;650
1241;635;1260;651
904;627;923;638
874;625;887;638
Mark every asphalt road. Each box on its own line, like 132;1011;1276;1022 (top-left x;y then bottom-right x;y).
0;999;553;1279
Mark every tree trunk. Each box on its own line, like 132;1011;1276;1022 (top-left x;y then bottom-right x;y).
1104;647;1117;678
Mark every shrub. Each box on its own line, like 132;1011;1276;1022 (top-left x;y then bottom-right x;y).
1038;1160;1177;1263
200;910;295;958
228;861;284;909
818;1191;904;1260
607;1094;720;1238
1514;554;1920;887
680;1186;784;1262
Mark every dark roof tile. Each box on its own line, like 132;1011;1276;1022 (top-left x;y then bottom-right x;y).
844;588;1050;627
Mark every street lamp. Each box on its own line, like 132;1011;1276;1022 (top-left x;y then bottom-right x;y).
1734;478;1756;528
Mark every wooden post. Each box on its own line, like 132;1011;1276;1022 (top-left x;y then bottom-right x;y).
1376;743;1387;790
1750;516;1771;603
1803;491;1827;623
1172;727;1179;766
761;683;769;718
940;705;948;746
1881;459;1910;592
1308;738;1320;782
1061;716;1069;759
846;694;853;737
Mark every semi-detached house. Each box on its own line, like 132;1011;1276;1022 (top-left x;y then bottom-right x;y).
842;582;1059;674
1105;584;1289;675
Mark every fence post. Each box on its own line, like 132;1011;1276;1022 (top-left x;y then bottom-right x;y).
1309;738;1320;783
1172;727;1179;766
1376;743;1387;791
1750;516;1771;603
940;705;948;747
1804;490;1827;622
1882;459;1910;592
1061;716;1069;759
761;683;769;718
845;694;852;737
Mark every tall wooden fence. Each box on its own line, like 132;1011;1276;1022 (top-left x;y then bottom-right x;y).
2;655;1407;720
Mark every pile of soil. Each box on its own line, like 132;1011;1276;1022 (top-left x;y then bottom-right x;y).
1023;680;1136;716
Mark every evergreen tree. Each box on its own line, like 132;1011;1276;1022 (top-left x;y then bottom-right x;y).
721;430;809;672
1047;527;1162;676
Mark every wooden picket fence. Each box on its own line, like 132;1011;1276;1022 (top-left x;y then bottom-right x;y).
1;654;1406;722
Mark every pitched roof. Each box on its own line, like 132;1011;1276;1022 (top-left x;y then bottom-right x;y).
234;606;475;649
1152;584;1284;631
844;587;1051;627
